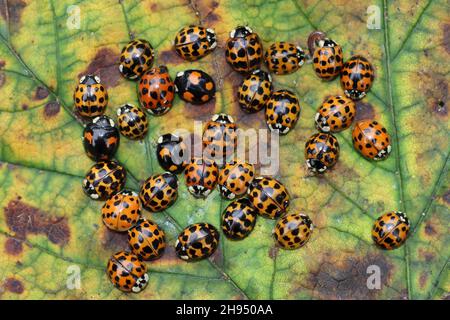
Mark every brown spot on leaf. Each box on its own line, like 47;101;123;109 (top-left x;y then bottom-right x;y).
354;101;376;122
268;246;279;259
0;60;5;68
44;101;61;118
4;199;70;254
4;237;22;255
3;277;24;294
159;49;184;65
419;272;427;288
443;24;450;54
424;221;436;236
34;86;49;100
418;72;448;117
101;228;128;251
196;0;221;25
0;72;5;88
443;189;450;205
21;104;28;110
303;253;395;299
0;0;26;32
79;48;121;88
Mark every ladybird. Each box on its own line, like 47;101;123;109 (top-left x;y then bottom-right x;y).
304;133;340;173
119;39;154;80
221;198;257;240
107;250;148;293
247;176;290;219
82;161;126;200
340;55;375;100
265;90;301;134
139;172;178;212
315;95;356;132
73;75;108;118
202;113;237;164
102;190;141;232
156;134;189;174
217;161;255;199
174;69;216;105
116;103;148;140
238;69;273;113
139;66;175;115
128;218;166;260
175;223;219;261
82;115;119;161
312;38;343;80
372;211;410;250
264;42;306;75
352;120;391;160
184;157;219;198
174;25;217;61
225;26;263;74
273;213;314;249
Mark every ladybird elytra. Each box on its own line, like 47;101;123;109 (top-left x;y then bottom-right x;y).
225;26;263;74
116;103;149;139
139;66;175;115
82;115;120;161
82;161;126;200
139;172;179;212
340;55;375;100
73;74;108;118
273;213;314;249
174;25;217;61
352;120;391;160
247;176;290;219
372;211;410;250
102;190;141;232
128;218;166;260
221;198;257;240
174;69;216;105
106;250;149;293
315;95;356;132
304;132;340;173
264;42;306;75
175;223;220;261
119;39;155;79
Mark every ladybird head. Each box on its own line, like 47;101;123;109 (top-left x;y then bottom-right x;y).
344;89;366;100
80;74;101;85
117;103;134;116
395;211;410;226
93;115;116;128
132;273;149;293
175;238;189;260
318;38;338;48
230;26;253;38
162;172;179;189
300;213;314;229
119;189;138;197
211;113;234;124
314;112;330;132
252;69;272;82
295;46;306;66
267;123;290;135
373;145;392;161
157;133;181;145
218;184;236;200
188;185;212;198
306;158;327;174
206;28;217;49
158;65;169;74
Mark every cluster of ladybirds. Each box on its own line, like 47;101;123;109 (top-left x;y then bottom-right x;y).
73;25;410;294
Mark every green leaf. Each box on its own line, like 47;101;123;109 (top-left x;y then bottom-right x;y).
0;0;448;299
